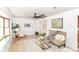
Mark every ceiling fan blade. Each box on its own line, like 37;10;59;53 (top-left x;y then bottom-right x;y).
39;14;47;17
33;13;47;18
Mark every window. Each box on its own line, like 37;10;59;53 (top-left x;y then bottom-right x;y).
0;17;4;40
0;16;10;41
5;19;10;36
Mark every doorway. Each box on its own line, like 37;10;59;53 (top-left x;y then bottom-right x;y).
39;20;47;33
78;16;79;50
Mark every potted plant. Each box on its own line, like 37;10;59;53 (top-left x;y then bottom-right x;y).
13;24;20;37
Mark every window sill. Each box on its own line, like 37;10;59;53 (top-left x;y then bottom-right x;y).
0;35;10;41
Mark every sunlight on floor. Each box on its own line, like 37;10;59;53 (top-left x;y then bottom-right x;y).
8;36;74;52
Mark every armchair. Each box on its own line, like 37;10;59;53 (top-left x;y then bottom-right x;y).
48;30;66;48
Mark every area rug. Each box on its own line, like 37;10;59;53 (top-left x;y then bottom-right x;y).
37;43;51;50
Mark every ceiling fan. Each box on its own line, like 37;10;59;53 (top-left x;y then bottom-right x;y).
33;13;47;18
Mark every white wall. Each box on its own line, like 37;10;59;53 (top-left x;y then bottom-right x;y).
12;18;38;35
39;8;79;51
0;8;12;52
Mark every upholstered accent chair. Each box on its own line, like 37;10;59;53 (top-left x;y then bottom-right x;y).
47;30;66;48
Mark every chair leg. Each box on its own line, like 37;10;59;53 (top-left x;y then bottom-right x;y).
64;44;65;47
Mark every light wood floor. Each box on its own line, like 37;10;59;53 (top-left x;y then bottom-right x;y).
8;35;74;52
8;35;35;52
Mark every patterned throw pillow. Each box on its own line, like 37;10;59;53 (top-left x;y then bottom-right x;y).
55;34;65;41
59;35;65;41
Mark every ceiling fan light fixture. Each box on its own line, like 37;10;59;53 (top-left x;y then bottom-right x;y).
33;13;47;18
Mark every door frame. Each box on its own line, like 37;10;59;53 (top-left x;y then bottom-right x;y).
77;16;79;50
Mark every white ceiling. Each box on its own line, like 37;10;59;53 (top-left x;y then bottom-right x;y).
8;7;78;18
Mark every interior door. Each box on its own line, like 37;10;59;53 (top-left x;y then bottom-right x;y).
39;20;47;33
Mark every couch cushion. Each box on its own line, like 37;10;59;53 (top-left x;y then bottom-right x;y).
49;30;58;36
55;34;65;41
52;39;65;46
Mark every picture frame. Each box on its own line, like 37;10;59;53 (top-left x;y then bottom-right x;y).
24;23;31;27
51;18;63;29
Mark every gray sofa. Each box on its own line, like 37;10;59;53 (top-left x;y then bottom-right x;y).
47;30;66;48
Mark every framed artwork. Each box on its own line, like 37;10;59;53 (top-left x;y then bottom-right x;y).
51;18;63;29
24;24;31;27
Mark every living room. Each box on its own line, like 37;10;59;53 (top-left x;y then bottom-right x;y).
0;7;79;52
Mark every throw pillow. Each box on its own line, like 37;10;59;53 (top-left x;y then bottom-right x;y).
55;34;65;41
